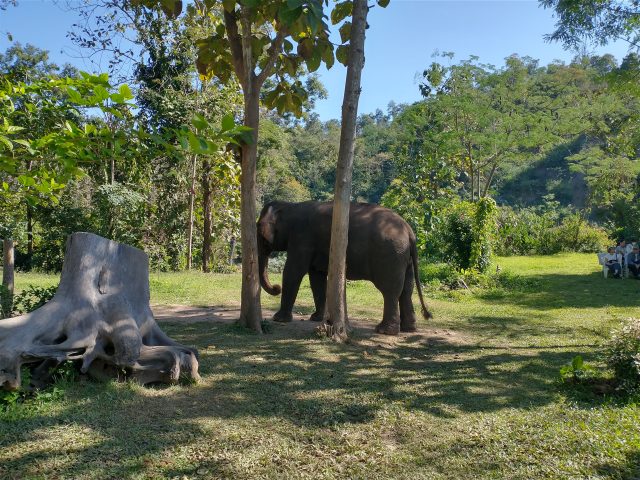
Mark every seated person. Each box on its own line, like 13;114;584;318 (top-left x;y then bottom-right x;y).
604;246;622;278
627;246;640;278
616;240;629;259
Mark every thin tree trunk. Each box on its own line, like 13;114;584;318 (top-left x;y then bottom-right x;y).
186;154;198;270
228;237;236;265
468;144;475;202
2;238;15;316
202;159;212;273
323;0;369;342
238;91;263;333
26;203;33;269
482;162;498;198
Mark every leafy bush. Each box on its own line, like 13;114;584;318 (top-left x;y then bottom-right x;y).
12;285;57;315
496;207;610;256
606;318;640;392
267;252;287;273
436;198;497;272
0;284;57;318
419;261;534;293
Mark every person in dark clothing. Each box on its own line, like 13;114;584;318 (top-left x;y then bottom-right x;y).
604;246;623;278
627;246;640;278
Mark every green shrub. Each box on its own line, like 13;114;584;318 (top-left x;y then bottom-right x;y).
0;284;57;319
12;285;57;315
437;199;497;273
559;355;597;383
496;207;610;256
606;318;640;392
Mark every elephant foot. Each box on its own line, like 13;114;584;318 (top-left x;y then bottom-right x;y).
400;324;418;333
309;311;324;322
272;311;293;323
375;321;400;336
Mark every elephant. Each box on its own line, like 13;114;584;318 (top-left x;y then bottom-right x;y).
257;200;432;335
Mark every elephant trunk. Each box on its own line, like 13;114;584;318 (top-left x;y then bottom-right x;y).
258;240;281;296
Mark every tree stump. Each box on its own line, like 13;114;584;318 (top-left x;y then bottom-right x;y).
0;232;200;390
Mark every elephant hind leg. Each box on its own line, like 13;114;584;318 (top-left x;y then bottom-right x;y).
399;264;418;332
375;291;401;335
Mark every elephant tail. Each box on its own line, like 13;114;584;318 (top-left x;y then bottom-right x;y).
411;239;433;320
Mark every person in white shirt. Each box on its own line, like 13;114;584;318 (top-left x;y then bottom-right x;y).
615;240;629;259
604;246;622;278
627;246;640;278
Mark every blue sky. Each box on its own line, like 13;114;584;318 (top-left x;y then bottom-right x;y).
0;1;633;120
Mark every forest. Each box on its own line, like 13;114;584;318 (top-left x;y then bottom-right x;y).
1;5;638;277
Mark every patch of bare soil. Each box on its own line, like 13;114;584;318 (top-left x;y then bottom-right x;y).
152;304;467;350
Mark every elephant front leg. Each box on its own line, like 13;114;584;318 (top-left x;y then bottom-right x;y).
273;256;307;323
308;269;327;322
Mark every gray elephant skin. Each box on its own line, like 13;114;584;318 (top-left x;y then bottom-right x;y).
257;201;432;335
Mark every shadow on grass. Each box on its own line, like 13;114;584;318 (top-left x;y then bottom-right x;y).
595;448;640;479
476;271;640;310
0;319;597;479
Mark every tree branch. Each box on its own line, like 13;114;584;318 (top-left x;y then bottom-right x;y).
223;9;247;91
256;28;286;88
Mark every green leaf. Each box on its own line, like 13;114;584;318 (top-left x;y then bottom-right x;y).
66;86;82;103
5;125;23;134
92;85;110;102
221;113;235;132
13;139;34;154
160;0;182;18
377;0;390;7
187;131;201;152
331;1;352;25
336;44;350;66
306;49;321;73
118;84;133;100
572;355;584;371
279;5;303;25
192;113;209;131
0;135;13;152
17;175;35;187
339;21;351;43
297;38;314;60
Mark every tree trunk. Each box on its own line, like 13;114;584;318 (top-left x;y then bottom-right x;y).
468;144;475;202
228;237;236;265
2;238;15;317
238;90;263;333
0;232;200;391
26;203;33;270
323;0;369;342
202;158;212;273
186;154;198;270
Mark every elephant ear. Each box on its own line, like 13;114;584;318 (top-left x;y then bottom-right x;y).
259;205;278;245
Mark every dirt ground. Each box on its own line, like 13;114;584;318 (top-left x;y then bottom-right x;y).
152;304;465;351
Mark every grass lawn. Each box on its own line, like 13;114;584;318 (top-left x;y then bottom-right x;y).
1;253;640;479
